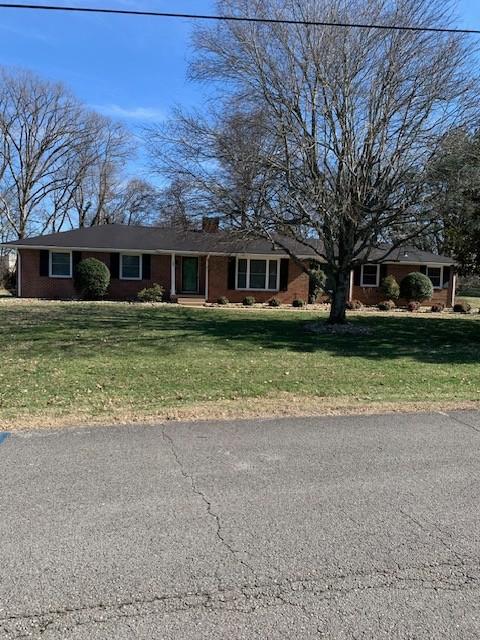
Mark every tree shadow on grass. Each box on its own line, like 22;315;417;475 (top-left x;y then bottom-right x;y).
2;303;480;365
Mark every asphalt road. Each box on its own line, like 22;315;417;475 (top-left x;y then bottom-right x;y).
1;411;480;639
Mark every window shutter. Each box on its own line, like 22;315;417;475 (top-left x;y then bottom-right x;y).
443;266;451;287
280;259;289;291
380;264;387;282
110;253;120;279
142;254;151;280
353;266;361;286
39;250;49;277
419;265;427;275
72;251;82;275
227;257;236;290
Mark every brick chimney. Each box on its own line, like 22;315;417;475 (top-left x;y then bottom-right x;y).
202;216;220;233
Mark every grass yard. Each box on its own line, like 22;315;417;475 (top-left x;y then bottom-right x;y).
1;299;480;429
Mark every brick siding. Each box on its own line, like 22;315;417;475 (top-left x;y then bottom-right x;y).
351;264;454;307
19;249;171;300
207;256;309;304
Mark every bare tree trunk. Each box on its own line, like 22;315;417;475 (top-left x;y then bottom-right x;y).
329;270;348;324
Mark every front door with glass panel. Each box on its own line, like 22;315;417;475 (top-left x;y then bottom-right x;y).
181;257;199;293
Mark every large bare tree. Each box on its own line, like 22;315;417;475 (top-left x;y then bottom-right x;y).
0;68;100;238
154;0;479;323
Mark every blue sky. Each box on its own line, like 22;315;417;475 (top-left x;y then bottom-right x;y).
0;0;479;174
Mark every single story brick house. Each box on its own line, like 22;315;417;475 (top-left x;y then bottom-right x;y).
2;221;457;306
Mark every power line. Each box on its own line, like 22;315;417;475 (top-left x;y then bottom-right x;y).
0;3;479;35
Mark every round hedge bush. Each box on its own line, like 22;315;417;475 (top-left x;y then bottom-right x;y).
137;283;164;302
292;298;305;308
453;300;472;313
400;272;433;302
407;300;421;312
346;299;362;310
269;297;281;307
217;296;229;305
74;258;110;300
378;299;395;311
381;275;400;300
243;296;256;306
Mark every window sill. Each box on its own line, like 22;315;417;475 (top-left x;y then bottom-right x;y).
50;274;72;279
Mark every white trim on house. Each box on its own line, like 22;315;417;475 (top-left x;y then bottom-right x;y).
49;250;72;278
235;255;281;292
170;253;176;297
2;244;321;261
17;251;21;297
119;253;142;280
360;264;380;287
450;272;457;307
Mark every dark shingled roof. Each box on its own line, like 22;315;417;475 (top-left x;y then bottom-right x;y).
2;224;455;264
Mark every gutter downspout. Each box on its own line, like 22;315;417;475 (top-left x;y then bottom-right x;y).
16;250;21;298
348;268;354;302
450;271;456;308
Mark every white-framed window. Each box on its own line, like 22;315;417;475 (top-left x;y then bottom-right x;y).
236;257;280;291
49;251;72;278
120;254;142;280
426;266;443;289
360;264;380;287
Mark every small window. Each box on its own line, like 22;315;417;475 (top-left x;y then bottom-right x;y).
427;266;442;288
361;264;379;287
121;254;141;280
237;259;247;289
250;260;267;289
50;251;71;278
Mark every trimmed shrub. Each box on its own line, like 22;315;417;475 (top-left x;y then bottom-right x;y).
292;298;305;308
346;299;362;310
378;299;395;311
381;275;400;300
74;258;110;300
453;300;472;314
400;272;433;302
431;303;445;313
217;296;229;305
407;300;421;312
243;296;256;306
269;297;281;307
137;283;164;303
308;266;327;304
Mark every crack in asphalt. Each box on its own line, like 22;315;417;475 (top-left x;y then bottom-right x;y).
441;412;480;433
2;559;479;638
161;425;257;583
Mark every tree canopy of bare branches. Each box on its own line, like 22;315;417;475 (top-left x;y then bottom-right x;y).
151;0;480;323
0;67;152;242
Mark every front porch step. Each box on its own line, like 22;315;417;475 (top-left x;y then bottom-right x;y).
177;296;207;307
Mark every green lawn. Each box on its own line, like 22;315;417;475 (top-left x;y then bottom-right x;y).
1;300;479;427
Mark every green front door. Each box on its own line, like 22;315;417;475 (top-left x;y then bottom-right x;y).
182;257;199;293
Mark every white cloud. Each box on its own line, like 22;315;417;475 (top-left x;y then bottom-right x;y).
92;103;166;121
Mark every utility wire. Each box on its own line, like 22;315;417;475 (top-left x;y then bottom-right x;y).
0;3;478;35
